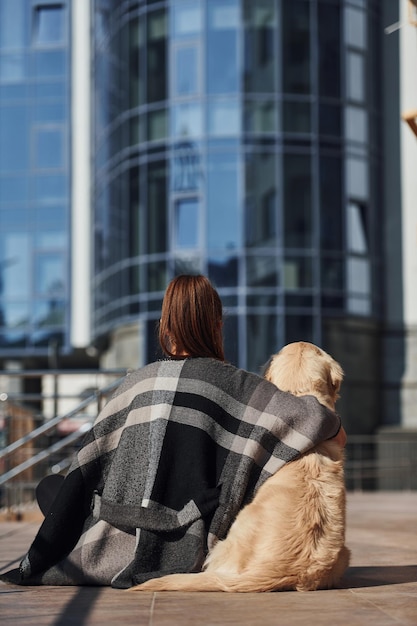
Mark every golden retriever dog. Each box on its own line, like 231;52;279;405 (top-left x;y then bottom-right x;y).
130;341;350;593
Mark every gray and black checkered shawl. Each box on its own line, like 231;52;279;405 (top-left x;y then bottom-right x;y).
2;358;340;588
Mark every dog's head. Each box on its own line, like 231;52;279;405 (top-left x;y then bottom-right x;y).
263;341;343;411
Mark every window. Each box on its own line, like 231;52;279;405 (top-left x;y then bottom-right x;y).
34;5;65;45
283;154;312;248
207;0;239;94
173;45;199;96
174;198;199;248
346;51;364;103
34;127;65;169
347;201;368;253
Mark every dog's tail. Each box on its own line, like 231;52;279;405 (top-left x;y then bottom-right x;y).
128;570;297;593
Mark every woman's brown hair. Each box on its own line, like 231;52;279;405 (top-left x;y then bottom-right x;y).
159;275;225;361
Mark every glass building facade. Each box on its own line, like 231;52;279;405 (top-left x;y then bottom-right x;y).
92;0;383;382
0;0;70;359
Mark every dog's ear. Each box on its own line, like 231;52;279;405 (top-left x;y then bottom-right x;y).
328;359;344;394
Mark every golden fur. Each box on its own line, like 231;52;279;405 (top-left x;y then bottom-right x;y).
130;341;350;593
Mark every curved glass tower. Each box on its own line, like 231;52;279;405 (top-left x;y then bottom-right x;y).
92;0;382;390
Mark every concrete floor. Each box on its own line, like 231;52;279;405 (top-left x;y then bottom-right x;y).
0;492;416;625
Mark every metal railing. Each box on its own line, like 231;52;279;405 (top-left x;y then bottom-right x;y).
0;369;127;511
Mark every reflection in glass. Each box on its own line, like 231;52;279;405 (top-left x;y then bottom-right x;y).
282;0;310;94
207;0;239;94
0;177;29;204
345;106;367;143
129;18;145;107
285;313;313;344
247;313;278;372
244;99;276;133
147;10;167;103
174;45;199;96
208;253;238;287
34;101;65;122
321;256;344;290
208;98;240;135
223;313;238;366
346;51;364;102
36;231;66;249
320;155;342;250
174;198;199;248
172;140;202;192
318;2;340;98
207;152;239;249
35;127;64;169
34;50;66;77
0;232;30;297
344;6;366;49
0;0;27;49
35;6;65;44
346;157;368;200
172;102;202;138
1;301;29;328
172;3;202;38
283;154;312;248
245;151;277;247
347;201;368;253
148;108;167;141
35;175;68;202
319;103;341;136
35;254;65;295
0;105;29;170
243;0;277;93
283;256;312;289
283;100;310;133
147;160;167;254
0;208;28;227
0;52;27;82
246;255;278;287
347;257;370;315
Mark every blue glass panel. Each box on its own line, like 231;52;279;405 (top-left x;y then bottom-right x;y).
0;0;28;49
0;83;28;100
36;206;66;229
34;101;66;122
36;231;67;249
0;232;31;297
1;301;30;328
172;3;202;38
0;208;29;227
35;175;68;202
208;253;238;287
0;176;29;204
172;102;203;138
207;152;240;249
34;81;66;98
174;45;198;96
0;104;29;170
33;299;65;326
35;253;65;295
34;50;67;78
207;0;239;94
35;6;65;44
175;198;199;248
208;98;240;135
0;52;27;82
34;127;65;169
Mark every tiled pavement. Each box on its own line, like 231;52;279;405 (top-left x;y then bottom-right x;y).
0;492;416;625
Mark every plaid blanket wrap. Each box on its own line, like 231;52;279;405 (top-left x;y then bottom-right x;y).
2;357;340;588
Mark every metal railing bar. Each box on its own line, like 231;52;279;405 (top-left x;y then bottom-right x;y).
0;427;89;485
0;376;125;460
